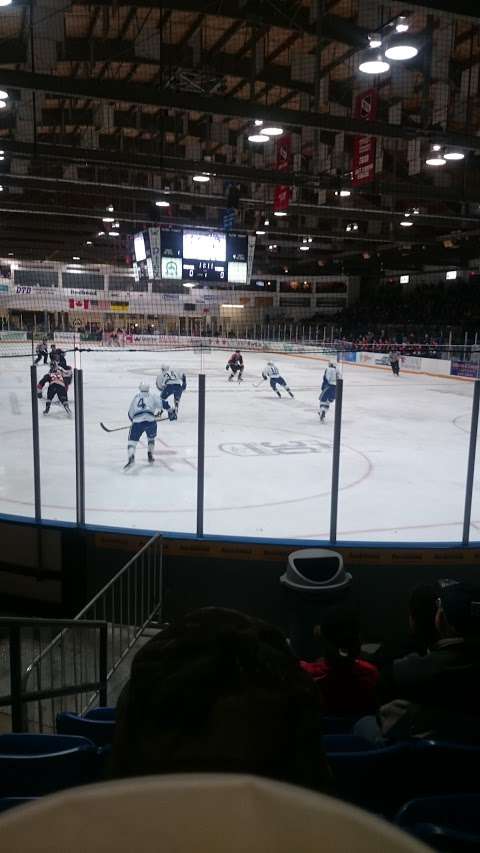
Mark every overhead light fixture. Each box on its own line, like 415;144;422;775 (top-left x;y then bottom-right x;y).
8;252;13;256
254;119;263;126
248;133;270;143
155;199;170;207
264;218;270;226
346;224;352;232
106;204;114;212
274;210;287;217
0;102;6;110
368;33;382;48
221;304;244;308
0;90;8;101
444;149;465;161
384;34;418;61
108;231;120;237
299;245;310;251
0;185;3;192
425;148;446;166
359;51;390;75
0;0;13;7
335;189;351;197
260;126;284;137
97;231;105;236
182;281;196;288
308;237;313;243
400;219;414;227
102;216;114;223
395;17;409;33
112;221;120;228
86;240;92;245
352;222;359;231
192;174;210;182
0;150;4;155
72;256;80;261
255;229;265;235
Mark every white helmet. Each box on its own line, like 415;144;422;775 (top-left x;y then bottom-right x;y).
139;382;149;393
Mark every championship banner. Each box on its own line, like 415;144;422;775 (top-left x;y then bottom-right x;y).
273;133;292;212
352;89;378;186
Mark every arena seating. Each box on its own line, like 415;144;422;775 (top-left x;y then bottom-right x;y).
56;710;116;747
0;734;99;797
395;794;480;852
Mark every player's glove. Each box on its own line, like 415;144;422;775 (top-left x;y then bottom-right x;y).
226;364;229;371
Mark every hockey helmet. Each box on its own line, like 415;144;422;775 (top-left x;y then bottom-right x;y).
139;382;150;393
160;364;169;372
267;361;275;366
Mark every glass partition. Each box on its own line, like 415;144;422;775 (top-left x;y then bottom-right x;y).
337;363;473;543
0;353;35;518
204;346;333;539
83;346;196;533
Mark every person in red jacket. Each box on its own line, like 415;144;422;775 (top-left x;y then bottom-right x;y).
226;350;244;382
300;606;379;716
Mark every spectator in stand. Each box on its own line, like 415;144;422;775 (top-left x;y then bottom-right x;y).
300;607;379;716
355;580;480;744
111;607;332;793
367;582;440;671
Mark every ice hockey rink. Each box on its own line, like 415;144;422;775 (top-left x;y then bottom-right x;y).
0;346;477;543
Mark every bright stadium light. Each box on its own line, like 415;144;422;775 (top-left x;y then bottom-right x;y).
400;219;414;227
335;189;351;197
193;174;210;182
0;101;7;110
155;199;171;207
425;150;446;166
102;217;114;223
248;133;270;143
0;90;8;100
108;231;120;237
384;37;418;61
260;126;284;137
444;149;465;161
255;229;265;235
368;33;382;48
182;281;196;288
359;51;390;74
254;119;263;126
299;245;310;251
274;210;287;217
0;0;13;6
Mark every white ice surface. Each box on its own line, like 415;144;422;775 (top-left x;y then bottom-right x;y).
0;348;477;542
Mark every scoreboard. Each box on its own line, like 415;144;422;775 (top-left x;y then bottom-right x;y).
133;226;250;284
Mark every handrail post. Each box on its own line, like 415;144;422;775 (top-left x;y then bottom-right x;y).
98;623;108;707
462;379;480;545
74;368;85;525
196;373;206;536
329;377;343;544
10;625;24;733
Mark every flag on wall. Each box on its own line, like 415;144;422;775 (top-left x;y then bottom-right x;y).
68;298;90;310
352;89;378;186
273;134;292;212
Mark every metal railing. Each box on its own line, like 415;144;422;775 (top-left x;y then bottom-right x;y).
0;617;108;733
20;533;163;732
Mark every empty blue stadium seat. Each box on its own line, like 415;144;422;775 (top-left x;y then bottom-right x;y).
327;741;410;815
395;794;480;852
56;711;116;747
324;735;372;752
84;707;116;722
0;734;97;797
321;715;358;735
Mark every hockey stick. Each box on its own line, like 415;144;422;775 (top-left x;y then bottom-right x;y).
252;379;265;388
100;415;166;433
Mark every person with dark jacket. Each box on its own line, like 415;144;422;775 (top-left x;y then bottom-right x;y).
356;581;480;744
111;608;332;794
300;607;379;716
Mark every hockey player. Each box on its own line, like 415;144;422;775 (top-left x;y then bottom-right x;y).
37;366;71;416
156;365;187;421
226;350;244;382
34;339;48;365
125;382;163;469
50;345;67;369
261;361;294;398
389;350;400;376
319;361;341;422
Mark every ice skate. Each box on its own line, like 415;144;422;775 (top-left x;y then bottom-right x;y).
319;410;326;422
124;455;135;470
148;451;154;464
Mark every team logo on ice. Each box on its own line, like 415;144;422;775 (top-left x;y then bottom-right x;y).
219;440;330;457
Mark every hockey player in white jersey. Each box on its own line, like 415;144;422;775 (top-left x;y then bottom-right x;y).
156;364;187;420
261;361;294;398
319;362;341;421
125;382;162;469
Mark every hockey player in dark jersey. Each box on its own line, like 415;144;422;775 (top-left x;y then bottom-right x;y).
226;350;244;382
50;345;67;369
37;366;71;416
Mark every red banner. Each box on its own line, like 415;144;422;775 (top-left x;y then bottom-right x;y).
273;134;292;212
352;89;378;187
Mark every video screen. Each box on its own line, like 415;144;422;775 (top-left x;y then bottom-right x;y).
134;233;146;262
183;230;226;262
227;261;247;284
226;233;248;263
161;227;183;258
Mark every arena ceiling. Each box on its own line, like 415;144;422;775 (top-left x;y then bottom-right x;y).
0;0;480;275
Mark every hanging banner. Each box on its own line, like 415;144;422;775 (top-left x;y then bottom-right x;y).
352;89;378;186
273;133;292;212
68;298;90;310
